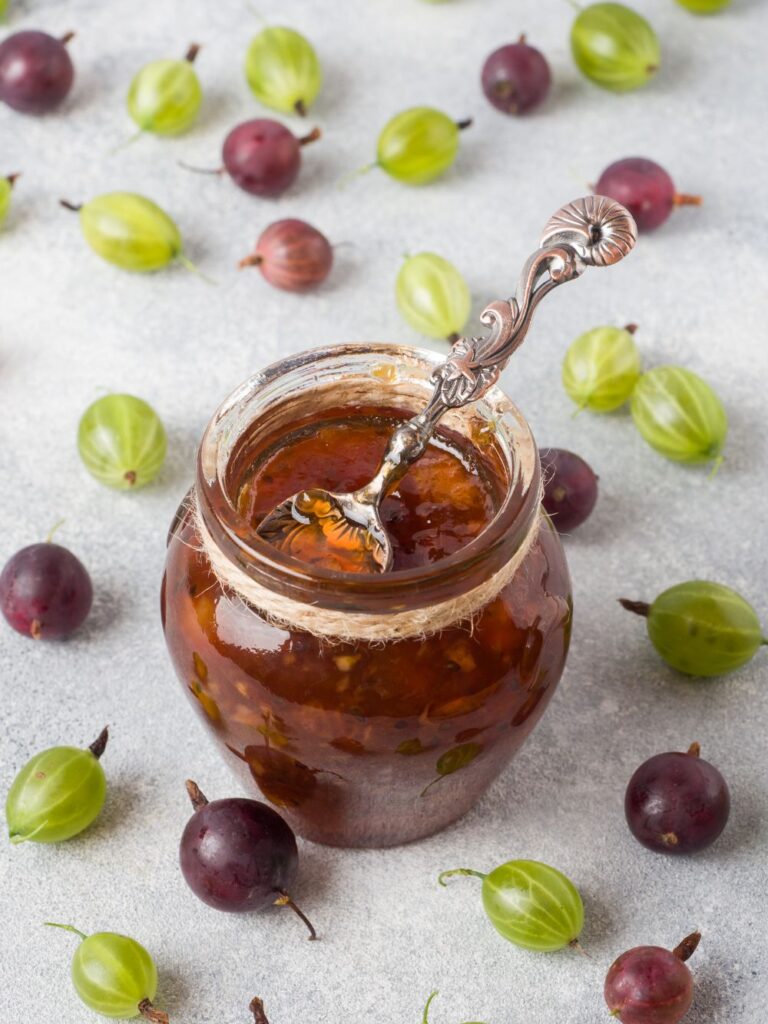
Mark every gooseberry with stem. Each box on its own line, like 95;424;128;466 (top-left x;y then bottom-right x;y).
6;727;108;844
0;530;93;639
0;172;19;225
245;26;322;116
395;252;470;341
0;29;75;113
540;448;598;532
571;3;660;92
625;742;730;854
239;218;333;291
630;366;727;468
127;43;202;137
183;119;321;197
179;780;317;939
596;158;701;232
373;107;471;185
562;323;641;412
605;932;701;1024
620;580;766;677
481;35;551;115
78;393;167;490
46;923;169;1022
438;859;584;952
60;193;199;274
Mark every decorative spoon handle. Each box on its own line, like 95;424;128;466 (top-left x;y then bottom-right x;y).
354;196;637;505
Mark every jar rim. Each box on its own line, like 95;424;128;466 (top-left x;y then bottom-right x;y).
196;343;541;613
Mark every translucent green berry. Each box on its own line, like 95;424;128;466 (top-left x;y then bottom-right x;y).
676;0;731;11
245;27;322;116
571;3;661;92
6;728;108;844
377;107;469;185
62;193;189;273
78;393;167;490
621;582;767;677
562;323;641;412
127;44;203;136
439;859;584;952
630;366;727;467
396;252;471;340
47;923;168;1022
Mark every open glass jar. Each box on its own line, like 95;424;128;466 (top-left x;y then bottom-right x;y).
161;343;572;848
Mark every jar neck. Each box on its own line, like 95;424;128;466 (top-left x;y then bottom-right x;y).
195;344;541;615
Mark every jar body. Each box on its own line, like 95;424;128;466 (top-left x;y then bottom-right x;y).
161;501;571;848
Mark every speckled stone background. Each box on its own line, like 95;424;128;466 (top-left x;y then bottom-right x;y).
1;0;767;1021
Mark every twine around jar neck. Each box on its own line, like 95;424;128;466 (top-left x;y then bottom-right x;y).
191;491;542;644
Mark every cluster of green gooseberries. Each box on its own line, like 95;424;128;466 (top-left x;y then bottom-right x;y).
562;323;728;470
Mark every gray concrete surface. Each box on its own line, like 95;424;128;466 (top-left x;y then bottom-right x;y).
1;0;766;1021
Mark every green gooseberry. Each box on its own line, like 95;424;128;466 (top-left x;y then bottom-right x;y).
562;323;641;412
127;43;203;137
438;859;584;952
396;252;471;341
61;192;195;273
245;27;322;116
621;581;767;677
630;365;727;468
571;3;661;91
47;923;168;1022
676;0;731;11
6;727;108;844
0;172;18;225
376;107;471;185
78;393;167;490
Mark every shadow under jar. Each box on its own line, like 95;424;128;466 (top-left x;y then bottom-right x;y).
161;344;572;848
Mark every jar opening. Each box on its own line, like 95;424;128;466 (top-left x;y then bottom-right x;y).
196;344;540;612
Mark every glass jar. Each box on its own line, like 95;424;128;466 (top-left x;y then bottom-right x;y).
161;344;572;848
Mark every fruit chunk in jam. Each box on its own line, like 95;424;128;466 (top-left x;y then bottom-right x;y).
237;411;504;571
162;404;572;847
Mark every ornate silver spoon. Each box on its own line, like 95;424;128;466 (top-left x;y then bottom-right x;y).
257;196;637;573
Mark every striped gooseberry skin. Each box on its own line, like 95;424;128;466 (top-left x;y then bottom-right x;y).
395;251;471;340
562;324;641;412
244;26;322;116
243;218;332;292
570;3;661;92
377;107;465;185
70;930;161;1019
480;859;584;951
630;366;727;466
127;48;202;136
78;393;167;490
74;193;184;272
625;580;767;677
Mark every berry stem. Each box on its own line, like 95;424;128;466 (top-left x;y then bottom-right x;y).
672;931;701;962
299;127;321;147
45;922;88;941
89;726;109;760
294;99;307;117
423;991;439;1024
673;193;702;208
447;332;460;344
60;199;82;212
177;161;225;176
273;889;317;940
45;519;66;543
624;323;638;334
185;779;209;811
60;31;76;45
687;741;701;758
517;33;527;44
177;254;217;286
437;868;486;887
238;253;264;270
138;999;169;1024
618;598;650;618
185;43;201;63
569;939;592;959
456;118;473;131
250;997;270;1024
6;172;20;187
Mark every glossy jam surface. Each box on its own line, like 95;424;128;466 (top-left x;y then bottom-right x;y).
162;405;572;847
237;411;503;571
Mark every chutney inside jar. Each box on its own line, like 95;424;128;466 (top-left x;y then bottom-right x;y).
162;346;571;848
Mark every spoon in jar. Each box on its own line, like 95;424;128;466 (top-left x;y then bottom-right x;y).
257;196;637;573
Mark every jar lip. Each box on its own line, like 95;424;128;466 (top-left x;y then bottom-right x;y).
196;343;541;609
